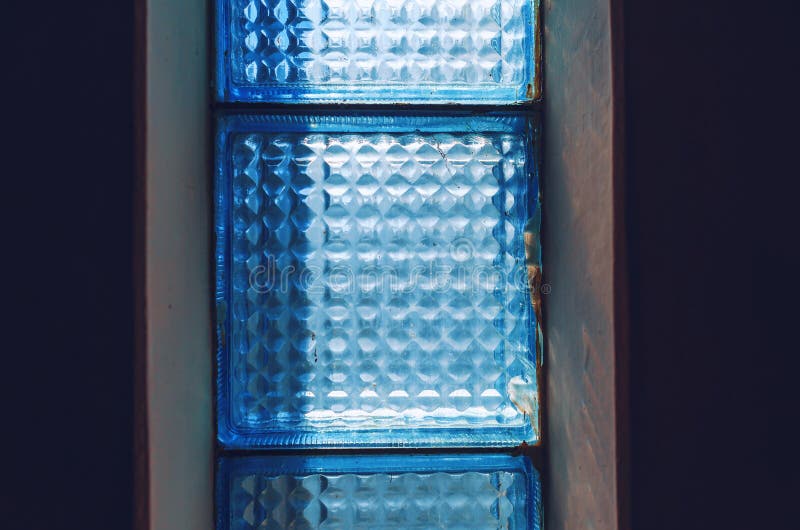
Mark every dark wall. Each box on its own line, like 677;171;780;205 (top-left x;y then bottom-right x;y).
625;1;799;529
1;2;134;529
1;0;796;528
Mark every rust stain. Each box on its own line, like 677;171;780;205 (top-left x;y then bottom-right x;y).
524;224;544;368
528;264;543;336
532;0;542;100
509;374;538;413
519;204;544;442
507;354;540;440
511;440;531;456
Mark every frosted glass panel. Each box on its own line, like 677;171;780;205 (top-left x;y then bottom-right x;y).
216;112;540;448
215;0;539;103
217;454;542;530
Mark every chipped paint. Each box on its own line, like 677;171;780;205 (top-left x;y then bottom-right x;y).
507;355;540;438
507;191;543;442
525;209;543;368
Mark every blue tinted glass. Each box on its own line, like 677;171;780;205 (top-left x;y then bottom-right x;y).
217;454;542;530
216;0;539;103
216;112;540;448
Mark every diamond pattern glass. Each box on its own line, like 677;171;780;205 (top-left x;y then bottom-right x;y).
217;454;542;530
216;112;540;448
215;0;539;103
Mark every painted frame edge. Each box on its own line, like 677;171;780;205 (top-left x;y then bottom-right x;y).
610;0;631;527
539;0;629;529
134;1;215;529
609;1;630;526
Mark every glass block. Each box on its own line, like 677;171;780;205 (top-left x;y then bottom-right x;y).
215;0;540;104
216;112;541;448
217;454;542;530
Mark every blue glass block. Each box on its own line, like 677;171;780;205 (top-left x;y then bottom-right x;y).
215;0;539;104
217;454;542;530
216;112;541;448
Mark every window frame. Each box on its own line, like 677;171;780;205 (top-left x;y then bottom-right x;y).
134;0;628;528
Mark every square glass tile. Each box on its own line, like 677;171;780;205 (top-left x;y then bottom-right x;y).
215;0;539;103
216;112;540;448
217;454;542;530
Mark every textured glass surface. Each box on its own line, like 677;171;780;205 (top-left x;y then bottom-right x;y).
216;0;539;103
217;454;542;530
216;112;540;448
